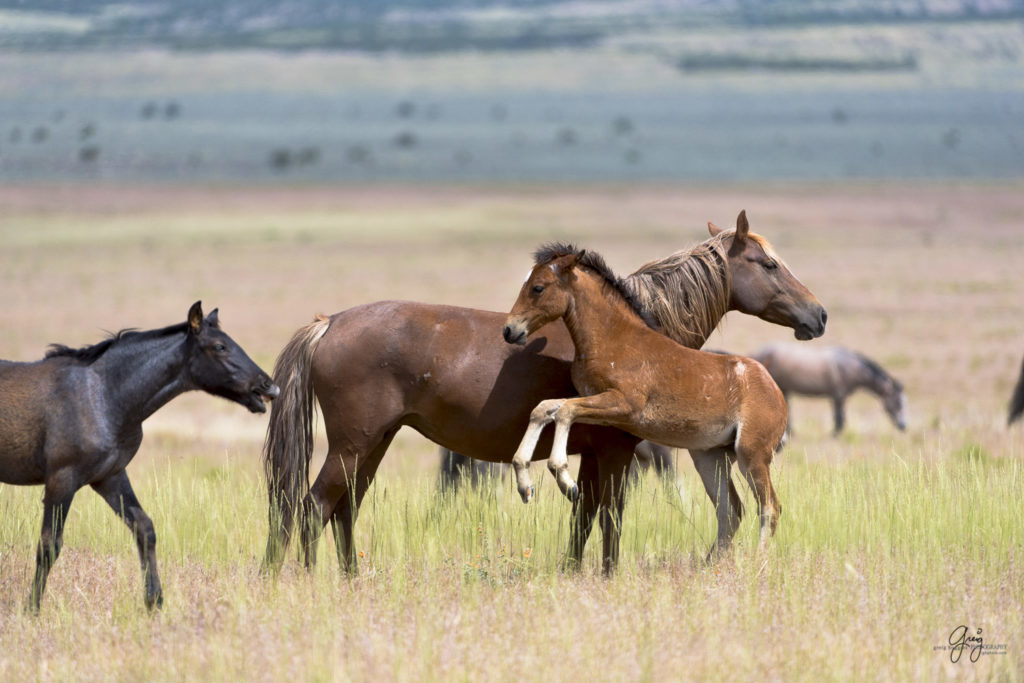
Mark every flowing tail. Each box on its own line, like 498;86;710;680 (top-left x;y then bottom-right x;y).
263;314;331;568
1009;356;1024;426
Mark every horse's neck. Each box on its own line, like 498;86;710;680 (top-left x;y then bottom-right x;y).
562;277;644;358
622;245;729;350
850;358;889;397
92;335;192;425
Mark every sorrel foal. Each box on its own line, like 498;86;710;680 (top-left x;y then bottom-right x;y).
504;249;788;546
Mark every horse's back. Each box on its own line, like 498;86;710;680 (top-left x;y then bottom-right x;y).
307;300;582;460
752;342;840;396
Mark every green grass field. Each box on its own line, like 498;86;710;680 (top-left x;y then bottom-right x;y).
1;183;1023;679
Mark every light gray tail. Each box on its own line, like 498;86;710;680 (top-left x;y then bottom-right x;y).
263;314;331;567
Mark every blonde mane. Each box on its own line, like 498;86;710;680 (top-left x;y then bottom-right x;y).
623;232;731;349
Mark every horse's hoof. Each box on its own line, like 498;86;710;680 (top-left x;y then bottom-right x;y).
565;483;579;502
145;594;164;612
519;485;534;504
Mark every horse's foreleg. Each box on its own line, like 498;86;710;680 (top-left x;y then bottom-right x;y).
548;391;634;503
596;451;633;576
563;454;600;571
548;418;580;502
689;449;743;560
511;399;565;503
832;396;846;436
92;470;163;611
27;477;77;614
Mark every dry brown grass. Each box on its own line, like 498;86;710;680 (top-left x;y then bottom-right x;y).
1;182;1022;680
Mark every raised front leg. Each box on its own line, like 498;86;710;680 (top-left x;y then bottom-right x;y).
92;470;163;611
27;477;78;614
546;390;634;503
511;398;567;503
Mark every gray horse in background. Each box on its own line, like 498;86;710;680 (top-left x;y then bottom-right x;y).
751;343;906;436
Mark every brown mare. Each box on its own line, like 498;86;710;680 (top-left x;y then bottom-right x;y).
263;212;826;572
751;343;906;435
504;248;788;547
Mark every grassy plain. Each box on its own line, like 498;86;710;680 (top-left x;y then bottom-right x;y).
0;182;1022;680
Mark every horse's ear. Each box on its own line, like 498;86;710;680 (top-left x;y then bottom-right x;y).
708;221;723;237
570;250;585;269
734;210;749;244
206;308;220;328
188;301;204;335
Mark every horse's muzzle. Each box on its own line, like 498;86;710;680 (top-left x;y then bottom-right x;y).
248;378;281;413
502;323;527;345
795;305;828;340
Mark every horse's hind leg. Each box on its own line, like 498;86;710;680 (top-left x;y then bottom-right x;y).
326;429;397;574
689;448;743;559
92;469;163;611
734;446;781;547
27;477;78;614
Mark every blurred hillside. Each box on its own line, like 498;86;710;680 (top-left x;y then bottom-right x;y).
2;0;1022;52
1;1;1022;183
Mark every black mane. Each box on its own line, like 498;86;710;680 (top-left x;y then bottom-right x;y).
533;242;659;330
45;323;190;365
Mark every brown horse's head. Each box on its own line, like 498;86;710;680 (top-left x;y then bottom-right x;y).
709;210;827;341
503;251;584;345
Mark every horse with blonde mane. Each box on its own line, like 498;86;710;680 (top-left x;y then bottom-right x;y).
263;211;826;572
504;248;788;548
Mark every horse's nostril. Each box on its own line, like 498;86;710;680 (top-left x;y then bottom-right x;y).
502;325;512;343
820;309;828;326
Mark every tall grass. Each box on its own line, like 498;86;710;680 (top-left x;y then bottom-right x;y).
1;440;1021;681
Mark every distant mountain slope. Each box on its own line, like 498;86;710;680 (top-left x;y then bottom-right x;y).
1;0;1021;52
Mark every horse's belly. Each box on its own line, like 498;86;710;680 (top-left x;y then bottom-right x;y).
317;301;606;462
631;408;734;452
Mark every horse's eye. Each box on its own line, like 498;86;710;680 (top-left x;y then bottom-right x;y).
762;260;778;271
213;343;227;353
532;284;545;294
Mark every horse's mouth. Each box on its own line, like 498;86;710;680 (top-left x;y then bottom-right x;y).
794;312;827;340
502;324;528;346
246;383;280;414
794;326;816;341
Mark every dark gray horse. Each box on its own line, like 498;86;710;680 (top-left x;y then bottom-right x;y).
1010;354;1024;426
0;302;279;612
751;343;906;435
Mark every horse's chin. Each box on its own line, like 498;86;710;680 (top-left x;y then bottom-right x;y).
793;327;815;341
243;390;276;414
